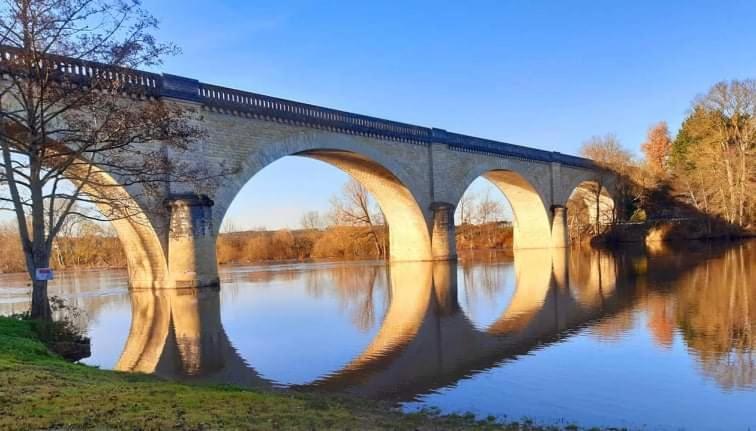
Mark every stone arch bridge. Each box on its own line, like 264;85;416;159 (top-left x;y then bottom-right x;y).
0;50;619;289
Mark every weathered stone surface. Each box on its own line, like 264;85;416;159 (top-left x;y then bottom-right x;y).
165;194;219;288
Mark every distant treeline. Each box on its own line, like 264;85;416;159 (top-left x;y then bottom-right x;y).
576;80;756;234
218;223;515;265
456;222;513;251
216;226;389;264
0;222;515;274
0;223;125;274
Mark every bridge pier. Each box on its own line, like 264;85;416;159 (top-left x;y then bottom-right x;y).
430;202;457;261
165;194;220;288
551;205;569;248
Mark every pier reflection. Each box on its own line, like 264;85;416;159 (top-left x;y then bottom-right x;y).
116;287;272;388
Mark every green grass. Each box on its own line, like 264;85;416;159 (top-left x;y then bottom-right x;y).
0;317;605;430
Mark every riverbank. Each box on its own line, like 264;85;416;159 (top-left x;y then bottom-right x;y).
0;317;590;430
594;218;755;245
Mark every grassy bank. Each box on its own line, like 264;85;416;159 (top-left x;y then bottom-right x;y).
0;317;583;430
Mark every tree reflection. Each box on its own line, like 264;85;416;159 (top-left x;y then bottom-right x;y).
303;264;387;332
220;263;389;332
673;243;754;390
645;293;676;349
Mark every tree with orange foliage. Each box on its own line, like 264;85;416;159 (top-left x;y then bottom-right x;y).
642;122;673;175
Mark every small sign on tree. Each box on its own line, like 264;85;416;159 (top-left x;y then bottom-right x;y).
35;268;54;281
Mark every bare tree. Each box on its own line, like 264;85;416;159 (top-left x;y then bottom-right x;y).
329;179;386;258
672;80;756;226
456;191;476;226
474;190;504;224
0;0;210;320
474;190;504;247
581;134;634;171
579;134;636;229
300;210;323;230
220;219;240;234
455;191;477;250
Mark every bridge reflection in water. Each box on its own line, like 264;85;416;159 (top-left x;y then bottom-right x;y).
114;247;657;400
2;241;752;428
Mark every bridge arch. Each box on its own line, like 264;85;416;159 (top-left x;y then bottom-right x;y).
96;195;168;288
452;163;552;250
212;131;433;262
566;179;617;233
35;160;168;289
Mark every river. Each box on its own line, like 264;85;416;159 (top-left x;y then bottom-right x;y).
1;241;754;430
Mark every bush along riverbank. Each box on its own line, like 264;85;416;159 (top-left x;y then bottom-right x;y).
0;316;622;430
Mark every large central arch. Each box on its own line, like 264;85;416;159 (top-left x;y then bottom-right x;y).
212;131;433;262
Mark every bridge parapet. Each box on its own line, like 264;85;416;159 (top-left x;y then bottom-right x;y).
198;82;433;144
0;44;596;169
431;128;596;168
192;85;596;169
0;45;162;96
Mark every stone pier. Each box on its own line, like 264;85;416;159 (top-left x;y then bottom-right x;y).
551;205;569;248
430;202;457;261
166;194;220;288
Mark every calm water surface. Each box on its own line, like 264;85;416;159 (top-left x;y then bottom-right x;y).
1;242;754;430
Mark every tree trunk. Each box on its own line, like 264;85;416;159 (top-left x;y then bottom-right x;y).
29;153;53;321
367;227;383;259
595;185;601;234
28;244;52;320
723;156;737;224
738;150;746;226
30;279;51;321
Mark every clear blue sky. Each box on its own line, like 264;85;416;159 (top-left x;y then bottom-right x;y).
84;1;756;228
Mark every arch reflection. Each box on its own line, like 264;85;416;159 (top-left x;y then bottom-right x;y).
304;248;632;399
115;242;755;399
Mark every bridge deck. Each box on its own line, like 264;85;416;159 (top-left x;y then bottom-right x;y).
0;45;594;169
